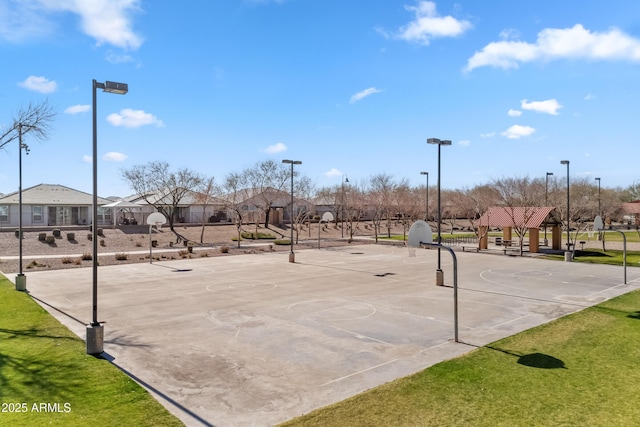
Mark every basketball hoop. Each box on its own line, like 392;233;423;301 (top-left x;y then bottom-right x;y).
407;220;433;257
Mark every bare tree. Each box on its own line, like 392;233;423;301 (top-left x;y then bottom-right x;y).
0;99;56;150
241;160;290;229
368;174;397;242
193;176;220;243
121;161;204;241
450;185;499;249
222;172;248;248
290;175;315;243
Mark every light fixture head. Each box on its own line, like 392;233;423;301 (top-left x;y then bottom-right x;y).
104;81;128;95
420;171;428;175
546;172;554;176
560;160;569;165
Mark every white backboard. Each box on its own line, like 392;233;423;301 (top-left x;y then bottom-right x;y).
321;212;334;222
593;215;604;231
146;212;167;226
408;220;433;247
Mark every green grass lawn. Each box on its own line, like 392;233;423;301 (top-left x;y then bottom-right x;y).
0;276;184;427
544;249;640;266
280;290;640;427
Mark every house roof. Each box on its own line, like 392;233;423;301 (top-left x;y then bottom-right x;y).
622;201;640;214
0;184;112;205
476;206;558;228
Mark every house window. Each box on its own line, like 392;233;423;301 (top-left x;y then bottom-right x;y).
0;206;7;222
33;206;43;222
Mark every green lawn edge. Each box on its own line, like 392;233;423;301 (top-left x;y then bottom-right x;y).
0;275;184;427
280;289;640;427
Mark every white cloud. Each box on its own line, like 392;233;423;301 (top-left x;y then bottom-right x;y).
18;76;57;94
264;142;287;154
508;109;522;117
103;152;128;162
350;87;382;104
501;125;536;139
584;93;595;100
82;155;92;163
65;104;91;114
480;132;496;138
392;1;472;45
459;139;471;147
1;0;142;49
106;109;164;128
521;99;562;115
324;168;343;178
466;24;640;72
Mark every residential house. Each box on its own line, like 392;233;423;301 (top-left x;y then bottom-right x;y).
0;183;113;228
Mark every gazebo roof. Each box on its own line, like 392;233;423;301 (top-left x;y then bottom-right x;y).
622;201;640;214
476;206;557;228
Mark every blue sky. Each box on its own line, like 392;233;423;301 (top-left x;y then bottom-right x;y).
1;0;639;197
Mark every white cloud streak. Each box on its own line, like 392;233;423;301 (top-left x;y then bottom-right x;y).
103;152;128;162
18;76;57;93
65;104;91;114
501;125;536;139
521;99;562;115
106;109;164;128
264;143;287;154
350;87;382;104
324;168;343;177
466;24;640;72
508;109;522;117
393;1;472;45
1;0;143;49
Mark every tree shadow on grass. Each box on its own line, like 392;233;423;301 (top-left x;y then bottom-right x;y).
486;345;567;369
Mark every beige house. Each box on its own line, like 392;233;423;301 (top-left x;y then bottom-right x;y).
0;183;113;229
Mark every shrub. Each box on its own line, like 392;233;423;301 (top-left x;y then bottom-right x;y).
38;233;46;241
114;253;128;261
81;253;92;261
67;232;75;241
45;235;55;244
61;257;74;264
100;239;106;247
97;228;104;236
178;249;190;258
274;239;291;245
240;232;276;240
135;241;143;247
87;233;92;241
52;229;61;237
14;229;21;238
26;260;47;269
219;246;230;253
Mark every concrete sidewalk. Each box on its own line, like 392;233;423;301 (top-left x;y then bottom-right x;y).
15;245;640;427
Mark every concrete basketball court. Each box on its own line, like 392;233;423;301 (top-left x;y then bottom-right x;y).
20;244;640;426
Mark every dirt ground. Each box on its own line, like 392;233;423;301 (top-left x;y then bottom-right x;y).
0;222;395;274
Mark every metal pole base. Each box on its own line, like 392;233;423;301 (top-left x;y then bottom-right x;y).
86;324;104;354
289;252;295;263
564;252;573;262
15;274;27;291
436;269;444;286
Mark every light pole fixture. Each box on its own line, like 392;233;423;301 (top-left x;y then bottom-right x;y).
88;79;128;355
560;160;570;256
420;171;429;221
595;177;601;216
341;174;349;238
544;172;553;246
282;159;301;263
427;137;451;286
15;123;31;292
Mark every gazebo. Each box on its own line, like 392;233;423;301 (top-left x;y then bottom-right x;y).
476;206;562;253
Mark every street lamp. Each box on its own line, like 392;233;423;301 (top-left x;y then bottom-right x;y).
427;137;451;286
15;124;31;292
595;177;601;216
560;160;570;257
282;159;301;263
420;171;429;221
87;79;128;355
544;172;553;246
341;174;349;238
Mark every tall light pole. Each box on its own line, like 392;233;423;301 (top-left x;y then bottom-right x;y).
341;174;349;238
544;172;553;246
282;159;301;263
427;138;451;286
15;124;31;292
595;177;601;216
560;160;570;257
87;79;128;355
420;171;429;221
